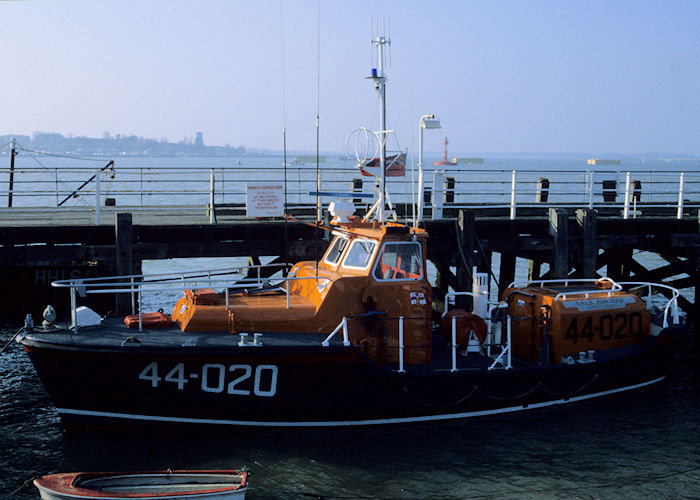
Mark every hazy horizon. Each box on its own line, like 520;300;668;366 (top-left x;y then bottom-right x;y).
2;1;698;156
4;130;697;160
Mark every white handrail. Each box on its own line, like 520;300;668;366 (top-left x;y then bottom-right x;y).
398;316;405;373
321;317;350;347
451;315;457;373
677;172;685;219
55;262;333;331
442;291;476;317
617;281;681;327
488;316;512;371
443;291;512;371
509;277;620;288
510;170;517;220
508;277;623;301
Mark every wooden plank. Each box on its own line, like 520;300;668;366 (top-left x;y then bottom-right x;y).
576;208;598;277
548;208;569;278
456;210;476;309
115;213;133;315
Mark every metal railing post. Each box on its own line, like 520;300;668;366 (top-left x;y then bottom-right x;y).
138;289;143;332
130;277;136;315
70;285;77;333
209;168;216;224
507;315;512;369
451;315;457;372
510;170;517;220
587;170;594;209
342;317;349;346
95;168;101;225
398;316;405;373
623;171;631;219
432;171;444;220
8;138;16;208
677;172;685;219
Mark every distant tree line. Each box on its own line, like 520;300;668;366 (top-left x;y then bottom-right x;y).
0;132;245;157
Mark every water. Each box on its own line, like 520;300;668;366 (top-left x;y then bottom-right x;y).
1;328;698;499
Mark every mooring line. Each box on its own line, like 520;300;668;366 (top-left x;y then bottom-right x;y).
402;384;478;409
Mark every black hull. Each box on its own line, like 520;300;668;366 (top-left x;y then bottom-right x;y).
21;331;676;428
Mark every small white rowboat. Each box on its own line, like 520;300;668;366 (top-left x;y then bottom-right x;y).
33;468;248;499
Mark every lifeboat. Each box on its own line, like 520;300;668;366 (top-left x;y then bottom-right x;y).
15;209;687;428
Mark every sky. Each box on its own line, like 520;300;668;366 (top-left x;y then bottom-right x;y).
1;0;698;156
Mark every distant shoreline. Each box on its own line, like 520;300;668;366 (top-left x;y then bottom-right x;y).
1;133;697;161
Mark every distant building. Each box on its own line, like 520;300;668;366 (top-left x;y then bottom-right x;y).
195;132;204;148
587;158;621;165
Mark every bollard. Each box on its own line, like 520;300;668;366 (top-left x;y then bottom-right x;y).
536;178;549;202
602;180;617;202
444;177;455;203
630;180;641;202
351;178;363;205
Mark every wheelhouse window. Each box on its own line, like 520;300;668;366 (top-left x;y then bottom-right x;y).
323;235;349;265
373;242;423;281
342;239;377;269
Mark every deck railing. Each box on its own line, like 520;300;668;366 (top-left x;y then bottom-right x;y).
443;291;512;371
507;278;681;328
616;281;681;328
51;263;332;332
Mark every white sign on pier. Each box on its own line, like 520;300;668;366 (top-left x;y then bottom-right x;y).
246;183;284;217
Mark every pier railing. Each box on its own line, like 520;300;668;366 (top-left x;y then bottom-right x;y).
1;158;699;223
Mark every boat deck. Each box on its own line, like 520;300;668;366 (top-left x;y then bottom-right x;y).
21;318;332;351
20;317;663;374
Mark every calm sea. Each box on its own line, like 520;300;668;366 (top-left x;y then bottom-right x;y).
1;155;699;498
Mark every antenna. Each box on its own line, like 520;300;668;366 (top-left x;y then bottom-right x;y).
370;17;374;67
388;18;391;66
279;0;289;274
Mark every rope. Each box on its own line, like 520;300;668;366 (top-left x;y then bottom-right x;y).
16;145;109;162
454;218;500;290
19;148;91;207
477;381;542;401
539;373;599;397
402;384;478;409
1;326;26;353
8;477;35;497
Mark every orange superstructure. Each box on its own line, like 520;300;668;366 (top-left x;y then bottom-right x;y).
505;280;651;365
172;220;433;365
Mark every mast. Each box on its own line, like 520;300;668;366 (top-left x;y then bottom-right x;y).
369;26;390;222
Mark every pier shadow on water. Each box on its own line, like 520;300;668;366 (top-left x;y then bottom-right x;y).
2;329;698;500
